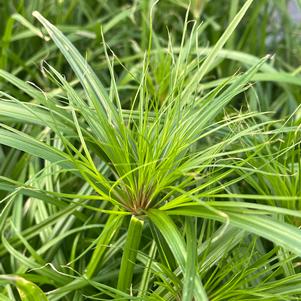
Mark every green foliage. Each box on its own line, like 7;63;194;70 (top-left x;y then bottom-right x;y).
0;1;301;300
0;275;48;301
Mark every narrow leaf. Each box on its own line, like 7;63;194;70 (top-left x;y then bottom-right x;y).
148;209;208;301
167;206;301;257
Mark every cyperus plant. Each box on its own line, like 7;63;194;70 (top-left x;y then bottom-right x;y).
1;0;301;300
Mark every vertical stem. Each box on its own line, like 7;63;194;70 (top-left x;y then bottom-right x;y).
117;215;144;293
226;0;239;50
141;0;149;50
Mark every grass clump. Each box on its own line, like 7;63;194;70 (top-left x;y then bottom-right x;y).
0;1;301;300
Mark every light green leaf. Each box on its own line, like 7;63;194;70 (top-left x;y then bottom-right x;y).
0;128;73;169
32;11;119;124
167;206;301;257
0;275;48;301
148;209;208;301
184;0;254;94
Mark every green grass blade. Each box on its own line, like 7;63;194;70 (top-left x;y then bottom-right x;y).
167;206;301;257
11;13;50;41
137;241;157;297
32;11;119;124
0;69;50;104
0;128;73;169
148;209;208;301
182;217;197;301
85;214;124;279
184;0;254;95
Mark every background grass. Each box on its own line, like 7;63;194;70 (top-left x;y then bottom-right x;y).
0;1;301;300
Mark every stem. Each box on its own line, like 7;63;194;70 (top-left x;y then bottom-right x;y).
117;215;144;293
141;0;149;50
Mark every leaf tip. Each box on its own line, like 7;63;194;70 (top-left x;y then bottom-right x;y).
32;11;40;18
264;53;275;61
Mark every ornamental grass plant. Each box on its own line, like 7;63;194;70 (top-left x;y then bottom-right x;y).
0;1;301;300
